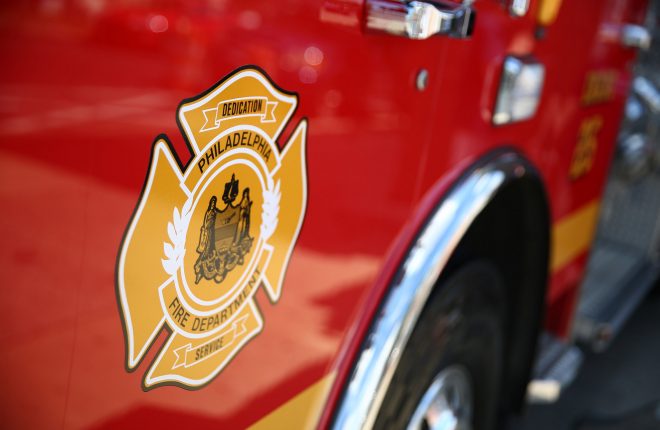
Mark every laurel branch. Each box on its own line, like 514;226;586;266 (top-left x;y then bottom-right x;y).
261;180;281;241
162;197;193;276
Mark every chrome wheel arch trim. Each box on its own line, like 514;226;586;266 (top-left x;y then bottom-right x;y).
331;150;541;430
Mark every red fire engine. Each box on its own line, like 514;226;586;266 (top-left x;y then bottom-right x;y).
1;0;658;429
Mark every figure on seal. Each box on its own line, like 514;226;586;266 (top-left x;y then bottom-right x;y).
194;196;220;283
193;174;254;285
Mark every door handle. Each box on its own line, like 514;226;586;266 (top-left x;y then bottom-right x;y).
365;0;475;40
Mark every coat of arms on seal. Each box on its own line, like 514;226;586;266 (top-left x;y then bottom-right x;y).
116;66;308;390
194;174;253;284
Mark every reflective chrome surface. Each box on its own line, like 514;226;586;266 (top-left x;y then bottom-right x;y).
621;24;651;50
526;332;583;404
493;56;545;125
509;0;530;17
618;133;654;180
365;0;475;40
407;366;473;430
331;151;535;430
633;76;660;114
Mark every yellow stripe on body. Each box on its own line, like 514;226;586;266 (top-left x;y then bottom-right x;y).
538;0;563;26
249;372;336;430
550;200;601;273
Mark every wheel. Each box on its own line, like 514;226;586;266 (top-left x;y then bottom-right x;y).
374;261;505;430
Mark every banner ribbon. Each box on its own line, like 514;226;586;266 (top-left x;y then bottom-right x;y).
172;314;249;369
201;97;277;132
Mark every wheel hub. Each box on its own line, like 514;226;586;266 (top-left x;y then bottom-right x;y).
407;365;473;430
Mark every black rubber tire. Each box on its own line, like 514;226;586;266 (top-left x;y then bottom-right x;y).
374;261;505;430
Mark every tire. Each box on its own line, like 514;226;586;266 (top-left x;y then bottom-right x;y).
374;261;505;430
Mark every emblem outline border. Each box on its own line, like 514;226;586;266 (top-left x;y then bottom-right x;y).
114;65;309;391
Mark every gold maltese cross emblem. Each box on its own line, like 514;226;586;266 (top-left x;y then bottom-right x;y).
116;67;308;390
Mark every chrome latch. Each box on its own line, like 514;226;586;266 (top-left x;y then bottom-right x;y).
365;0;475;40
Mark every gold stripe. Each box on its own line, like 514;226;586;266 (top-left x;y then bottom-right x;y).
248;372;336;430
538;0;563;26
551;200;601;273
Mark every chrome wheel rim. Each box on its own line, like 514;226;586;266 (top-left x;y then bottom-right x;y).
407;365;473;430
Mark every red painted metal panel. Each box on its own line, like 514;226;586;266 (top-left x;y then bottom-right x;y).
0;0;647;427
